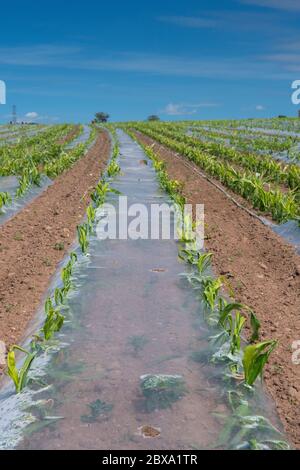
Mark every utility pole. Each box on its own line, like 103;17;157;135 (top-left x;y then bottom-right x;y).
12;105;17;125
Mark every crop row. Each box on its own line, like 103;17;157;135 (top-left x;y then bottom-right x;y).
0;125;46;141
5;129;119;396
139;122;300;191
128;123;299;223
0;125;96;210
190;127;300;155
186;121;300;162
124;128;288;450
44;126;98;178
171;120;300;162
0;125;73;176
191;117;300;134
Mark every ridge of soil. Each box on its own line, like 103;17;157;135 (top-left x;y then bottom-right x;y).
134;131;300;449
0;132;110;363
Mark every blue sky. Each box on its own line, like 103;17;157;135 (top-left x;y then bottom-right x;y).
0;0;300;123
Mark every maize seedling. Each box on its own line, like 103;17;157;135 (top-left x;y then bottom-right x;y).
107;160;121;177
77;224;89;254
86;205;96;232
43;298;65;341
202;277;223;312
243;340;277;386
0;191;11;211
140;374;186;412
6;345;36;393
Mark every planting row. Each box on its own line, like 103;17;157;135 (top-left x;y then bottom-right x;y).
191;117;300;134
188;127;300;162
0;125;47;143
126;128;289;450
2;128;290;450
168;120;300;163
141;122;300;191
0;125;97;216
0;124;78;176
4;129;119;396
127;122;299;224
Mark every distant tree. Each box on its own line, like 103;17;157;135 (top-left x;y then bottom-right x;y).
95;112;110;123
147;115;160;122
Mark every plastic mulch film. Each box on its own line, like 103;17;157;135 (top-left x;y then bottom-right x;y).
0;175;53;226
189;127;300;166
272;220;300;254
66;125;92;149
0;131;289;450
0;126;94;226
0;127;48;147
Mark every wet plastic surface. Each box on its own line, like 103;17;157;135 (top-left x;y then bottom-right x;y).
0;127;48;146
272;220;300;254
0;126;91;225
0;131;287;450
66;125;92;149
0;175;53;226
236;126;300;137
190;127;300;166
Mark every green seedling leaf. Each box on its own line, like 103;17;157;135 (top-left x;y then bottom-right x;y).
243;340;277;386
7;345;36;393
43;298;65;341
249;311;261;343
81;400;113;423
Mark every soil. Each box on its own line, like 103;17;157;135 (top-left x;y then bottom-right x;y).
134;131;300;449
0;131;110;362
57;125;81;146
16;130;221;451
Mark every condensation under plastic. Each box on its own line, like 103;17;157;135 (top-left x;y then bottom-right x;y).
0;175;53;226
0;130;288;450
0;125;94;226
66;125;92;149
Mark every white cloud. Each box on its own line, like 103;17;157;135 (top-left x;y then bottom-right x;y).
0;45;81;66
157;12;282;33
158;16;217;29
264;53;300;64
255;105;265;110
239;0;300;12
25;112;39;119
0;45;295;81
20;112;59;123
163;103;189;116
162;102;219;116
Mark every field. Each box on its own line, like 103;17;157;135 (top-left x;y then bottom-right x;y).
0;118;299;450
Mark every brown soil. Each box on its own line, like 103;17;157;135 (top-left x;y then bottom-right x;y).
139;426;161;438
134;131;300;449
18;204;221;450
57;125;81;146
0;132;110;361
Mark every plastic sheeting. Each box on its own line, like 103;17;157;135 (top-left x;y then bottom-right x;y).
0;127;48;147
190;127;300;166
0;126;92;225
0;131;288;450
272;220;300;254
0;175;53;226
66;125;92;149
